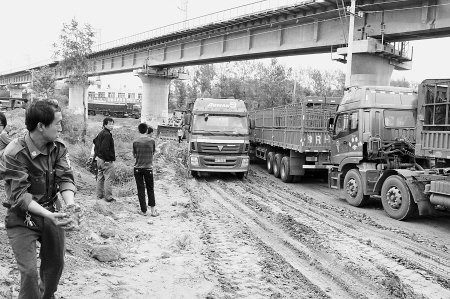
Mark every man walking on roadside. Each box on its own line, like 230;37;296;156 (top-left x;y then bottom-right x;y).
177;127;183;143
93;117;116;202
133;123;158;216
0;99;78;299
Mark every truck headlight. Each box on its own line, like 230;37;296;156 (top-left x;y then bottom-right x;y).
241;157;249;167
190;156;199;166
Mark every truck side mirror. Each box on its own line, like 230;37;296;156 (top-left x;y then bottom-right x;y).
328;117;334;133
184;114;191;126
249;119;255;130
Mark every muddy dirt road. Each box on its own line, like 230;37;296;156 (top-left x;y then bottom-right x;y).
1;140;449;298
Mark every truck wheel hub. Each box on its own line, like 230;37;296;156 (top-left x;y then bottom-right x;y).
386;187;402;209
346;178;358;197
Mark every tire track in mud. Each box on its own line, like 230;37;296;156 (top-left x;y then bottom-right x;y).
197;202;279;298
247;168;450;273
250;165;450;255
188;179;317;298
236;167;450;298
251;165;450;255
195;179;370;298
159;141;315;298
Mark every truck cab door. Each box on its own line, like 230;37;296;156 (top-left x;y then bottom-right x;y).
331;111;361;165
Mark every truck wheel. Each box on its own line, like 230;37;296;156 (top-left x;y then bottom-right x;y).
343;169;369;207
280;156;293;183
381;175;417;220
266;152;275;174
273;153;283;178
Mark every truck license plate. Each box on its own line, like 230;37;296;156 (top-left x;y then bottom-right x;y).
215;157;226;163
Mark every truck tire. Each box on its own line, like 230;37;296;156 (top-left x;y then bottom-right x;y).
343;169;370;207
280;156;293;183
266;152;275;174
381;175;417;220
273;153;283;178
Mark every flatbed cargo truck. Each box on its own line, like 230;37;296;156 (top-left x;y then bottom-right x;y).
87;102;140;118
250;96;340;182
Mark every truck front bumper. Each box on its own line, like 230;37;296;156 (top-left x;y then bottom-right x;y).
189;154;249;173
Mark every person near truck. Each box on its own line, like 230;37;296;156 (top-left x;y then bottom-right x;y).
0;111;11;156
133;123;158;216
92;117;116;202
0;99;78;299
177;127;183;143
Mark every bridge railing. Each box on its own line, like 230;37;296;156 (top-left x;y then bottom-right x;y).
1;0;308;75
0;58;56;76
92;0;307;53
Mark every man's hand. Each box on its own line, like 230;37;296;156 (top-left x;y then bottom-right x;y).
57;204;82;231
48;212;73;228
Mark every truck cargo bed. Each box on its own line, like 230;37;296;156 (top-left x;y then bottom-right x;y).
416;79;450;159
416;131;450;159
250;98;339;152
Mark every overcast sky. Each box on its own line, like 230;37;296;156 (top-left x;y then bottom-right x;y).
1;0;449;88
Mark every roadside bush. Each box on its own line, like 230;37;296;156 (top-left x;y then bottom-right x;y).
113;126;138;144
4;109;27;138
113;161;133;184
61;108;85;144
69;142;91;166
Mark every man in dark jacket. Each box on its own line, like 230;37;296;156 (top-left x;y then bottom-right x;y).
0;99;78;299
93;117;115;202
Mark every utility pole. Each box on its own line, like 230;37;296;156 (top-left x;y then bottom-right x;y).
345;0;356;88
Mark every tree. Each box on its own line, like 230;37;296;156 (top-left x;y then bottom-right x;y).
194;65;216;96
299;68;344;98
53;18;95;143
256;59;292;108
390;78;411;88
173;80;187;108
29;66;56;100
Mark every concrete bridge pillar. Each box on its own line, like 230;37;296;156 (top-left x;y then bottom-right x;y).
335;38;412;87
349;53;395;86
137;74;171;128
135;68;188;128
68;83;89;116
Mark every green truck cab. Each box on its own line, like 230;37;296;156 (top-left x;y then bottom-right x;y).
186;98;253;178
329;81;450;220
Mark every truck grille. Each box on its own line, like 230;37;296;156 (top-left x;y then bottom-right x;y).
202;157;238;168
198;143;242;154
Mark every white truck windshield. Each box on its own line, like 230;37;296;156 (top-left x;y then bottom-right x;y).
192;115;249;135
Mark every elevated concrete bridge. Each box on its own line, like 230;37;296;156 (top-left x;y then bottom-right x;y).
1;0;450;124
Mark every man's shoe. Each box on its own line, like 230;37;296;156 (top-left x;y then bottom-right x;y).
105;198;116;202
138;211;148;216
